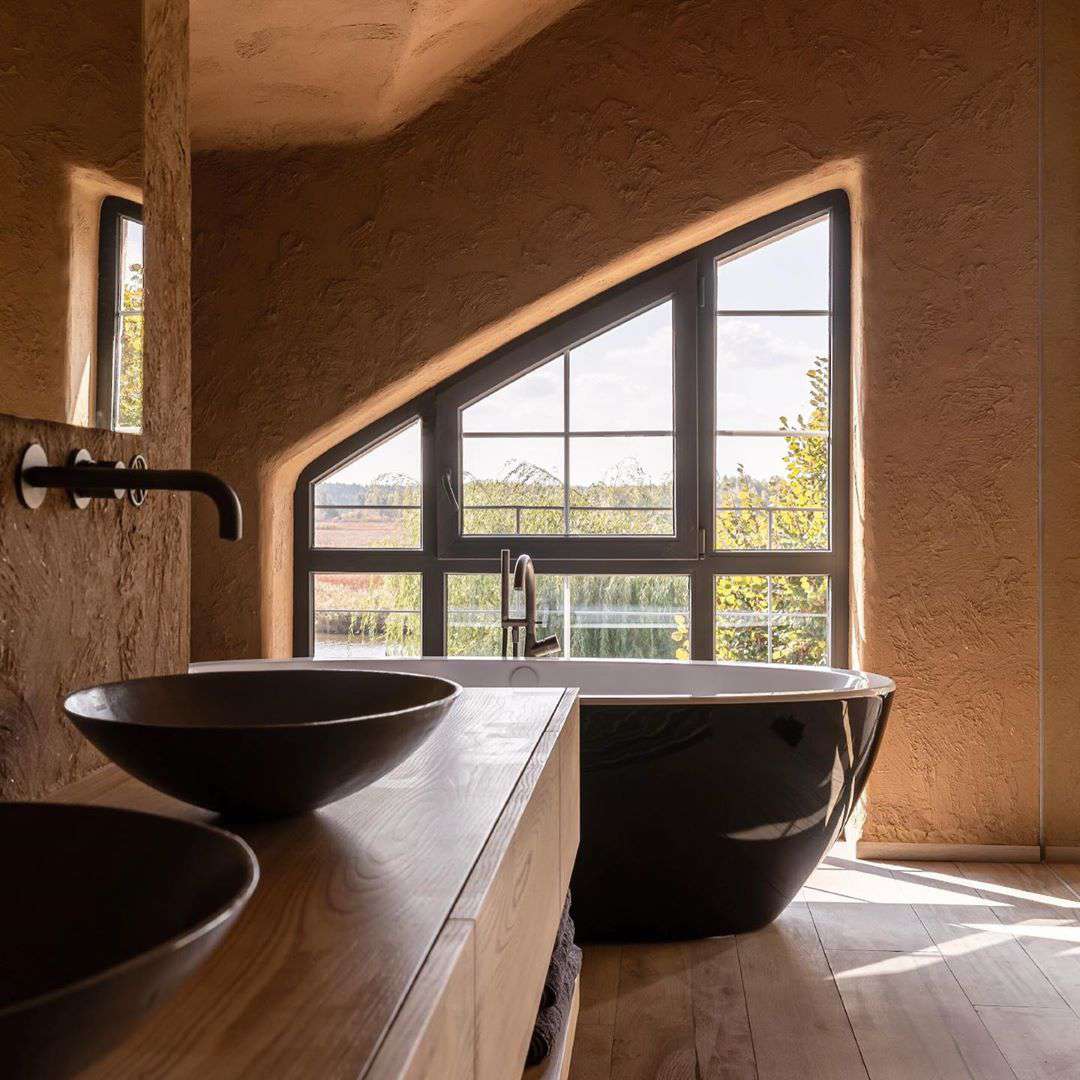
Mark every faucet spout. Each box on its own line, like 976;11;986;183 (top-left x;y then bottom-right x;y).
500;549;560;659
20;448;243;541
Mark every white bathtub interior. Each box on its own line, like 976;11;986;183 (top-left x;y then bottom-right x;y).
192;656;895;704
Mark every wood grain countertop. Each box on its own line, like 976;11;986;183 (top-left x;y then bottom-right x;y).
54;686;578;1079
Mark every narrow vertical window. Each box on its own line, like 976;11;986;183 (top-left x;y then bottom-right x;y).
714;216;830;552
95;197;144;433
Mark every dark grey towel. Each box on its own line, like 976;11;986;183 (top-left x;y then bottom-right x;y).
540;893;575;1010
527;893;582;1067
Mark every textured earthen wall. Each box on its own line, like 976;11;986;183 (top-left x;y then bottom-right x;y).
1042;0;1080;850
192;0;1040;844
0;0;191;799
0;0;143;427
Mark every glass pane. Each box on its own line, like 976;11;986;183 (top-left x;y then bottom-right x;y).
715;316;829;431
568;507;673;535
446;573;562;656
715;575;829;665
120;217;144;305
714;573;769;662
462;506;565;535
462;436;563;535
462;355;563;433
716;215;829;311
567;575;690;660
114;312;143;433
313;507;421;548
314;422;422;549
771;573;829;615
715;434;828;550
569;435;673;535
313;573;421;658
114;215;144;432
772;615;828;665
569;302;673;431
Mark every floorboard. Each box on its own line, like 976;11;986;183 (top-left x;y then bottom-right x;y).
805;858;934;953
956;863;1080;1013
608;943;696;1080
687;937;757;1080
890;863;1065;1009
572;857;1080;1080
738;902;868;1080
568;946;620;1080
828;948;1016;1079
976;1006;1080;1079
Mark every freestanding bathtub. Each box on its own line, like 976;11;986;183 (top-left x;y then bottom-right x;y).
193;656;894;941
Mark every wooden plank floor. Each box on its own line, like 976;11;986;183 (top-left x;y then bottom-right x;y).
569;853;1080;1080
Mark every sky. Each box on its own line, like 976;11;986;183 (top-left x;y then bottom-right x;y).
323;215;830;489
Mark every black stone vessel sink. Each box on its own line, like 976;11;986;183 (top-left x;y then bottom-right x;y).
0;802;257;1080
64;669;461;818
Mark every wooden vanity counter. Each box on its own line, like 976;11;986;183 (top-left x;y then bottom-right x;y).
57;687;580;1080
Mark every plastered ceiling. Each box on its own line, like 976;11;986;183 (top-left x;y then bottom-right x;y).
190;0;582;149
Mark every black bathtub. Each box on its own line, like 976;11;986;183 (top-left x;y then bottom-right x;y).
194;656;893;940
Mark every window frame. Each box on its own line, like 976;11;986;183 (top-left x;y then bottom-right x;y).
434;259;700;560
294;190;850;665
94;195;144;431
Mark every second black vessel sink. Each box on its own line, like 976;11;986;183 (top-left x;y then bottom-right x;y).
64;668;461;818
0;802;256;1080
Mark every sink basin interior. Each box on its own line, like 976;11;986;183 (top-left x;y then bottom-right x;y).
66;668;457;728
0;803;256;1011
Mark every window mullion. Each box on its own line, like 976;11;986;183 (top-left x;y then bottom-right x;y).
563;350;571;537
422;568;443;657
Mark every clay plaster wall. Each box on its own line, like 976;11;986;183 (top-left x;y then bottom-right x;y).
1042;0;1080;850
191;0;1040;845
0;0;143;427
0;0;191;799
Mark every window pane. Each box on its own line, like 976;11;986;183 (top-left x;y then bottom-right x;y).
716;215;829;311
714;574;769;662
114;312;143;433
447;573;689;660
462;355;564;433
313;507;421;549
314;421;422;549
569;435;673;535
569;302;673;431
313;573;421;658
715;575;829;665
462;436;563;535
715;316;829;431
715;434;828;550
120;217;144;301
568;575;690;660
446;573;562;656
114;216;144;433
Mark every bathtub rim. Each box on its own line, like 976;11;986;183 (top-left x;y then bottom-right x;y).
190;656;895;707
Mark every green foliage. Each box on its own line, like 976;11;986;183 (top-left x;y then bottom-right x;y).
314;573;422;656
714;573;828;666
716;355;829;550
116;265;143;430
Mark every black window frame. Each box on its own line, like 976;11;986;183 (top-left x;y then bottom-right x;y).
94;195;144;431
294;191;851;665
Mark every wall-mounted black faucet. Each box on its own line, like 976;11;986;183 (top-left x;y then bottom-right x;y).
16;444;243;541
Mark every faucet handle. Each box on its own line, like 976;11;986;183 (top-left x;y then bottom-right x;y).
532;634;561;658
